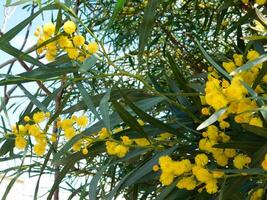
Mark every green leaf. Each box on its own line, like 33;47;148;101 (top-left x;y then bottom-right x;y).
18;84;48;112
196;108;227;130
155;180;178;200
112;100;149;140
0;43;46;68
230;53;267;76
5;0;31;6
89;162;110;200
1;172;23;200
194;38;231;80
243;124;267;139
255;8;267;26
0;139;14;157
76;82;101;120
119;88;181;136
138;0;160;63
79;54;98;72
105;0;126;35
99;89;111;130
0;66;78;86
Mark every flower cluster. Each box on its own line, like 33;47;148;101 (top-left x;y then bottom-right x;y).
250;188;264;200
203;50;266;128
12;112;51;156
242;0;266;5
35;21;98;61
156;154;224;194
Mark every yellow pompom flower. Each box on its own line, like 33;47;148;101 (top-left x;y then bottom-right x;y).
205;179;218;194
24;116;30;122
60;119;73;130
63;20;76;34
114;144;129;158
212;171;224;178
233;54;243;67
82;148;88;155
152;165;160;172
160;172;174;186
67;48;79;59
176;176;196;190
247;50;260;61
76;115;88;128
50;133;57;143
43;22;55;37
121;136;133;145
195;154;209;166
106;141;117;155
194;168;213;183
201;107;210;115
256;0;266;5
33;112;46;123
224;149;236;158
241;0;249;4
64;127;76;140
72;35;85;47
34;143;46;156
87;42;98;54
233;154;251;169
15;136;27;149
99;128;110;139
222;61;236;73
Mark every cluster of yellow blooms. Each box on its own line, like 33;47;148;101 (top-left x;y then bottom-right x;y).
35;21;98;61
12;112;51;156
242;0;266;5
155;154;224;194
202;50;266;128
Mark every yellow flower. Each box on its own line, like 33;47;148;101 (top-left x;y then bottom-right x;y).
24;116;30;122
66;48;79;59
72;35;85;47
121;136;133;145
176;176;196;190
43;22;55;37
205;179;218;194
15;136;27;149
99;128;110;139
233;154;251;169
160;172;174;186
224;149;236;158
256;0;266;5
50;133;57;143
195;154;209;166
212;171;224;178
247;50;260;61
60;119;73;130
34;143;46;156
76;115;88;128
87;42;98;54
222;61;236;73
194;168;213;183
72;140;82;152
82;148;88;155
219;121;230;129
33;112;46;123
241;0;249;3
115;144;129;158
64;127;76;140
233;54;243;67
28;125;41;137
201;107;210;115
106;141;117;155
152;165;160;172
63;20;76;34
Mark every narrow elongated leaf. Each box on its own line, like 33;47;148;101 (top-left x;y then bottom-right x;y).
0;43;46;68
76;82;101;120
79;54;98;72
18;84;48;112
138;0;160;63
99;89;111;130
230;53;267;76
195;38;231;80
196;108;227;130
1;172;23;200
89;162;110;200
112;100;149;140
